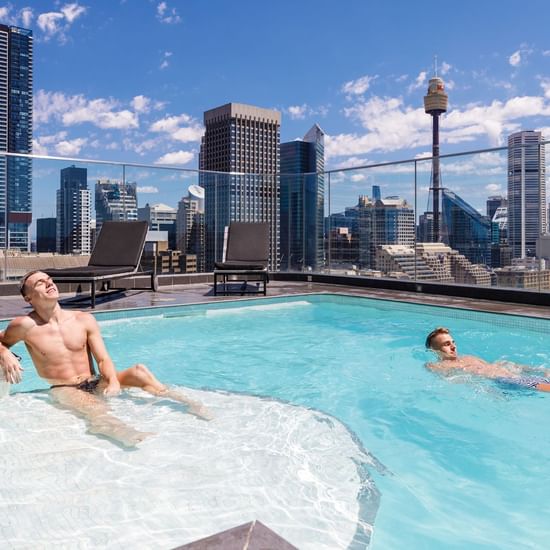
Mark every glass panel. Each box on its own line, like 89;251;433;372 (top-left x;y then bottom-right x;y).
325;161;416;278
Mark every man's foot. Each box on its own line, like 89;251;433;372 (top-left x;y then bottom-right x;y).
88;423;155;448
187;401;214;421
157;388;214;421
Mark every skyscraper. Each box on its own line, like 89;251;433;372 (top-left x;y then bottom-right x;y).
56;166;91;254
36;217;56;252
352;189;415;268
176;185;205;272
280;124;325;271
0;24;33;250
486;195;507;221
199;103;280;270
138;202;177;248
441;188;491;265
507;130;546;258
95;179;138;236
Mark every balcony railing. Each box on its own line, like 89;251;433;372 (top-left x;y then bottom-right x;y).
1;141;550;295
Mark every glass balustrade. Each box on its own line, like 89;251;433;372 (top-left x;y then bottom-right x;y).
1;142;549;297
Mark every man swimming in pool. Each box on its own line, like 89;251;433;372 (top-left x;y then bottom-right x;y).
425;327;550;392
0;270;212;447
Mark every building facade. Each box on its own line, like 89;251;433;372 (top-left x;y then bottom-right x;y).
176;185;205;272
95;179;138;237
56;166;91;254
280;124;325;271
138;202;177;249
199;103;280;270
441;188;491;265
36;217;56;253
507;131;546;258
0;24;33;250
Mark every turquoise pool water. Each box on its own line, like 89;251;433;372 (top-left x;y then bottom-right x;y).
3;294;550;548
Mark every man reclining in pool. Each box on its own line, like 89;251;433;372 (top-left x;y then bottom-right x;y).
0;270;212;447
425;327;550;392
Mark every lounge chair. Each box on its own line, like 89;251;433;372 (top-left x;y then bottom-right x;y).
213;222;269;296
45;220;157;308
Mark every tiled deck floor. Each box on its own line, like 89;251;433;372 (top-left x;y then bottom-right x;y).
2;280;550;320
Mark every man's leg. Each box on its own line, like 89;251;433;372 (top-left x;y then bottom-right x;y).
535;382;550;393
117;364;213;420
50;386;153;447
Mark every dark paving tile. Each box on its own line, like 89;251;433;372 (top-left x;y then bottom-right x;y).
2;280;550;321
173;520;298;550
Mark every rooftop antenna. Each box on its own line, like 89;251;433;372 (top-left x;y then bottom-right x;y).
434;54;438;77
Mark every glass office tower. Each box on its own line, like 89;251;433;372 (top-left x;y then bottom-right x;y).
0;24;33;250
280;124;325;271
441;188;491;265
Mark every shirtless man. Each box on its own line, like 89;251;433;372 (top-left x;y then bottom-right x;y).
425;326;550;392
0;270;212;447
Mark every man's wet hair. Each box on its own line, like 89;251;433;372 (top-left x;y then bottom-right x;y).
425;327;450;350
19;270;44;297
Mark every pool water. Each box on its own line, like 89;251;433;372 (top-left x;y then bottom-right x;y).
2;294;550;549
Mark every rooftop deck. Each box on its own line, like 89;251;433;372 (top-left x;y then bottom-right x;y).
2;280;550;321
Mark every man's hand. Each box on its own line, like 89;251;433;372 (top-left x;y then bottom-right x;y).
103;378;121;397
0;349;24;384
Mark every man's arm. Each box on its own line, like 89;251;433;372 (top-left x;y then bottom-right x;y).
0;318;27;384
82;313;120;397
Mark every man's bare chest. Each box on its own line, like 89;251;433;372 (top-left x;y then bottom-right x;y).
26;323;87;357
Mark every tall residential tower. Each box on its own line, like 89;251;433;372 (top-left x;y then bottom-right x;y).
56;166;91;254
0;24;33;250
507;130;546;258
199;103;280;270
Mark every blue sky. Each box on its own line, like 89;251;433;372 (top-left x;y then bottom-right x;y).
2;0;550;216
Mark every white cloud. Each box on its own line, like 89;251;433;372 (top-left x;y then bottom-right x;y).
287;104;308;119
131;95;151;113
485;183;502;192
540;79;550;99
0;5;36;28
150;114;191;133
509;50;521;67
157;2;181;24
36;3;87;43
34;90;139;130
327;92;550;160
543;50;550;57
155;150;194;165
21;7;33;27
137;186;159;193
440;62;451;75
61;3;86;23
33;131;71;155
342;75;377;96
159;51;172;70
150;113;203;143
350;173;366;182
55;137;87;156
408;71;427;93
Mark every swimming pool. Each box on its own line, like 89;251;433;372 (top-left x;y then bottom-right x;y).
1;294;550;548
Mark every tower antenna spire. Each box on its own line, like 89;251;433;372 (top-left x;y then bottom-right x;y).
434;54;438;77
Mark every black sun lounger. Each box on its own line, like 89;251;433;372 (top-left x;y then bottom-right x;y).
213;222;269;296
45;220;157;308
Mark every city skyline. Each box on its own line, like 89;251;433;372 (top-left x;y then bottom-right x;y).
0;1;549;177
